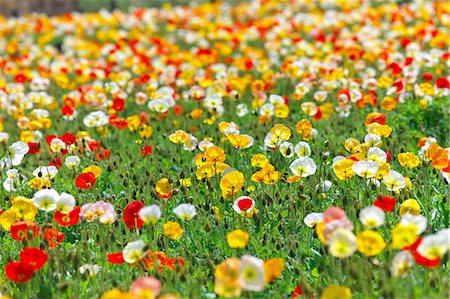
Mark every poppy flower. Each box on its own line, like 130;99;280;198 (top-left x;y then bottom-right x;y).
140;145;153;157
107;252;125;264
10;221;40;242
54;206;80;226
61;132;76;145
76;172;96;189
20;248;48;270
373;196;396;212
112;98;125;112
49;158;62;169
96;149;112;161
27;142;40;155
123;200;144;230
44;228;64;247
5;261;34;283
436;77;449;89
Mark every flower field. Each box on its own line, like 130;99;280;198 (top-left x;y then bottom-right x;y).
0;0;449;298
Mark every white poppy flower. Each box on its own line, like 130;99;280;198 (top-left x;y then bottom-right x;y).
289;157;317;177
239;255;265;291
122;240;146;264
33;188;60;212
138;205;162;224
359;206;385;228
304;213;324;228
173;203;197;221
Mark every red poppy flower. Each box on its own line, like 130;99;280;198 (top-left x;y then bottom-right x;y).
112;98;125;112
61;132;76;145
43;228;64;247
140;146;153;157
62;105;75;116
14;73;27;83
87;140;101;152
27;142;40;155
107;252;125;264
422;72;433;81
10;221;40;242
49;158;62;169
237;197;253;211
436;77;449;89
385;151;392;163
54;207;80;226
20;248;48;271
96;149;112;161
5;261;34;283
123;200;144;230
292;284;303;298
76;172;96;190
173;105;183;116
373;196;396;212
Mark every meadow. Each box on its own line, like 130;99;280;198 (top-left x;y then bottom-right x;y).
0;0;449;298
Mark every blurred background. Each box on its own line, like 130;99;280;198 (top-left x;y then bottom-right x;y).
0;0;207;17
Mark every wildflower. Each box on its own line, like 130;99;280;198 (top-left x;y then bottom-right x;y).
130;277;162;299
155;178;173;199
5;261;34;283
356;231;386;256
397;152;420;169
321;285;352;299
400;213;427;234
33;188;60;212
123;240;146;264
43;228;64;247
173;204;197;221
75;172;96;189
226;229;250;249
328;229;357;258
33;165;58;179
391;251;414;277
138;205;162;225
233;196;257;216
220;170;245;199
65;156;81;169
417;234;448;260
250;154;269;168
228;134;254;149
163;222;183;240
214;258;241;297
79;264;101;277
391;224;418;249
294;141;311;157
54;207;80;226
383;170;405;191
373;196;396;212
399;199;421;216
123;201;145;230
303;213;324;228
359;206;385;228
295;119;312;140
333;158;355;180
56;192;76;214
20;248;48;271
7;141;29;166
352;160;379;178
289;157;317;177
168;130;189;144
10;221;40;241
239;255;265;291
263;258;284;283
